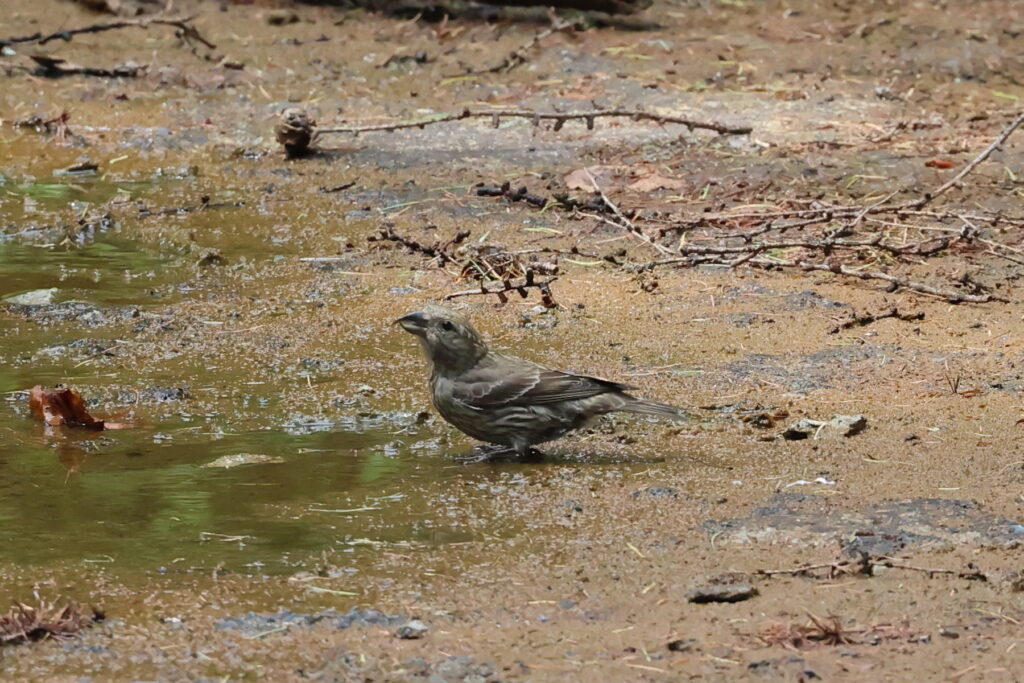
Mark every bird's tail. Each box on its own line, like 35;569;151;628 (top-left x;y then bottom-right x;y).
620;397;691;422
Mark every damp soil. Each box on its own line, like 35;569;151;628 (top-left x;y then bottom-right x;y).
2;0;1024;680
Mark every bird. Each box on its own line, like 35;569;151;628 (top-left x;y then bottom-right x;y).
396;305;687;459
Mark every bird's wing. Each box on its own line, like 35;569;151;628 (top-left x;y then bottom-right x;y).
452;354;634;409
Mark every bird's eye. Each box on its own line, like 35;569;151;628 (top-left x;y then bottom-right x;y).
440;320;455;332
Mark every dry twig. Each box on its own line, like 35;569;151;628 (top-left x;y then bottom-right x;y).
368;224;470;266
905;110;1024;210
828;306;924;334
0;599;103;644
580;167;675;256
444;270;559;307
317;107;751;137
0;15;215;51
624;112;1024;303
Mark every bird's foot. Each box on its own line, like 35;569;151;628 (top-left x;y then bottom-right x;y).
455;446;545;464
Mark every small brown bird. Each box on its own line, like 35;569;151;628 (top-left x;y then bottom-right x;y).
397;305;687;458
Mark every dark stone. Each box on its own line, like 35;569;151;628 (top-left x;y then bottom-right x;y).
333;608;405;629
686;582;758;604
395;619;429;639
667;638;698;652
781;290;847;310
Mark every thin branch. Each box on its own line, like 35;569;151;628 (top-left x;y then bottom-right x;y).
759;561;853;577
987;250;1024;266
368;225;470;265
905;110;1024;210
663;233;951;260
0;15;215;50
317;107;751;137
877;556;987;580
838;190;898;234
580;167;675;256
829;306;925;334
443;274;559;306
750;257;1005;304
650;254;1003;303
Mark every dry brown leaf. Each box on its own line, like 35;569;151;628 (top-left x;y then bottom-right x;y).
563;166;612;191
0;599;103;644
28;385;132;430
627;169;687;192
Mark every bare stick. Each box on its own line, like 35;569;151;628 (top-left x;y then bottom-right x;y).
987;250;1024;266
658;233;951;261
877;557;986;580
580;168;675;256
368;225;469;265
759;561;851;577
317;108;751;136
829;306;924;334
444;275;558;304
749;257;1005;304
907;110;1024;209
839;190;898;234
0;15;215;50
655;254;1002;303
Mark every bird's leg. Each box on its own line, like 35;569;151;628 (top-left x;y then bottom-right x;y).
515;441;545;462
454;445;520;464
454;443;545;464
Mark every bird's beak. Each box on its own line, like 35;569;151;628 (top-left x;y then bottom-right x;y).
396;311;428;335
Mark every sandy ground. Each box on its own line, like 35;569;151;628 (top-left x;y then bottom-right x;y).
2;0;1024;680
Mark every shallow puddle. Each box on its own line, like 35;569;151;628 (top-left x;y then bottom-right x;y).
0;420;480;571
0;238;180;306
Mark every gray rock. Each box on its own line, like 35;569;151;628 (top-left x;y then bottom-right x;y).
396;619;429;639
632;486;679;499
781;414;866;440
3;288;58;305
686;582;758;604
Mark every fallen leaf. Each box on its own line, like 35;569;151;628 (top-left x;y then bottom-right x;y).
28;385;131;430
627;169;688;192
563;166;612;191
925;158;956;169
0;599;103;645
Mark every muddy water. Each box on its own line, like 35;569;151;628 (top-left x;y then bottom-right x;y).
0;214;436;571
4;1;1024;679
0;225;649;573
0;421;470;569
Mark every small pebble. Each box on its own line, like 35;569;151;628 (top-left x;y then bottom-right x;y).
686;583;758;604
395;619;429;639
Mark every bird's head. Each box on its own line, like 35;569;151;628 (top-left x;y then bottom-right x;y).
396;305;488;373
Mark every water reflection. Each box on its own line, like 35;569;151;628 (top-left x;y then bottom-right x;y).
0;421;469;570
